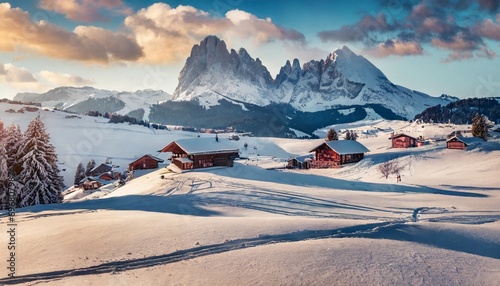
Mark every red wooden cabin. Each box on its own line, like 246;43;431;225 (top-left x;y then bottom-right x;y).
129;154;164;171
391;134;418;148
160;138;240;170
446;135;484;150
309;140;369;168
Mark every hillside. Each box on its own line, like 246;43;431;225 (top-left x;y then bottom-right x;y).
414;97;500;124
14;87;171;121
0;102;499;285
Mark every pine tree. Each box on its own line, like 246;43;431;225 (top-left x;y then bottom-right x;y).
4;124;23;177
16;116;63;207
0;120;4;142
471;113;488;141
0;144;9;209
345;130;352;140
74;162;86;186
326;128;338;141
86;159;96;176
351;130;358;141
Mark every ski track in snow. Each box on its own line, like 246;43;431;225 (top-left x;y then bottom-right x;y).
0;222;411;285
2;219;499;285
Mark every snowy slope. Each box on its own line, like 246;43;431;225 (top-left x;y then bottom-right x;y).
1;105;499;285
14;86;171;121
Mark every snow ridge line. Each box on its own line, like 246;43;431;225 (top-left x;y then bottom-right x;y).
0;221;395;285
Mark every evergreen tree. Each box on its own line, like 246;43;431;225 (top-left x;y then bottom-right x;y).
351;130;358;141
0;120;4;142
344;130;352;140
0;144;9;209
16;116;63;207
4;124;23;176
86;159;96;176
74;162;86;186
471;113;488;141
326;128;338;141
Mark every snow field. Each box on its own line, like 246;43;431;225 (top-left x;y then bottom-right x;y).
1;102;499;285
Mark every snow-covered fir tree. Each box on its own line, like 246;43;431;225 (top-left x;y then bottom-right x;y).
74;162;86;186
85;159;96;176
0;133;8;209
4;124;23;176
0;120;4;141
0;148;9;209
16;116;63;207
471;113;488;141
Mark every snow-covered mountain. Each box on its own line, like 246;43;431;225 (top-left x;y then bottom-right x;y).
174;35;274;107
173;35;457;119
14;86;172;120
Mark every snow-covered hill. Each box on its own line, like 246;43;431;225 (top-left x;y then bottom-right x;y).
1;102;500;285
14;86;172;121
173;36;457;119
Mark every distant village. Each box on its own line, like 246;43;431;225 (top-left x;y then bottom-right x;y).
74;123;490;192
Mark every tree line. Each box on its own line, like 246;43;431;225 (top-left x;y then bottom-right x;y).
414;98;499;124
0;116;63;209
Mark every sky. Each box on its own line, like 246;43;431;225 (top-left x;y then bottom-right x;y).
0;0;499;99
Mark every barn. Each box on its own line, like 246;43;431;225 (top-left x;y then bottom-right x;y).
446;135;485;150
129;154;164;171
391;133;418;148
309;140;369;168
287;155;314;169
160;137;240;170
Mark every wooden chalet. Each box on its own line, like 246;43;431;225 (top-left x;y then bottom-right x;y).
129;154;164;171
446;135;485;150
309;140;369;168
160;138;240;170
89;163;113;176
287;155;313;169
391;133;418;148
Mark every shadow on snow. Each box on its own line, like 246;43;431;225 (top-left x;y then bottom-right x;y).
2;221;498;285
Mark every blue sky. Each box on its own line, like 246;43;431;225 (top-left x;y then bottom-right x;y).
0;0;499;99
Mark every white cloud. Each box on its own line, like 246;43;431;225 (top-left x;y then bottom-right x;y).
124;3;306;63
38;70;95;86
0;63;37;83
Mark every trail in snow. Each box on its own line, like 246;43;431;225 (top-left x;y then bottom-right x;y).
0;222;393;285
3;220;499;285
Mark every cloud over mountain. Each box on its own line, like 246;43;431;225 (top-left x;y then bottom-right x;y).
318;0;500;61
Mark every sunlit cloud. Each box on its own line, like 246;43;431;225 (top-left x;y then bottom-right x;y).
124;3;306;64
317;0;499;61
366;39;424;57
0;3;143;63
38;0;132;22
38;70;95;86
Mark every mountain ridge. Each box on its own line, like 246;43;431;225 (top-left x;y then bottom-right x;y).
14;86;171;120
172;35;457;119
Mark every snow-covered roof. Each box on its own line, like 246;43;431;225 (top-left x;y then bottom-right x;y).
161;138;240;155
291;154;314;163
391;133;417;140
310;140;370;155
174;157;193;163
446;135;485;145
90;163;112;173
129;154;164;165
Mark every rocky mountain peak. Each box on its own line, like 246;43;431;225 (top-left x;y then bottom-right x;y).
173;35;455;118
